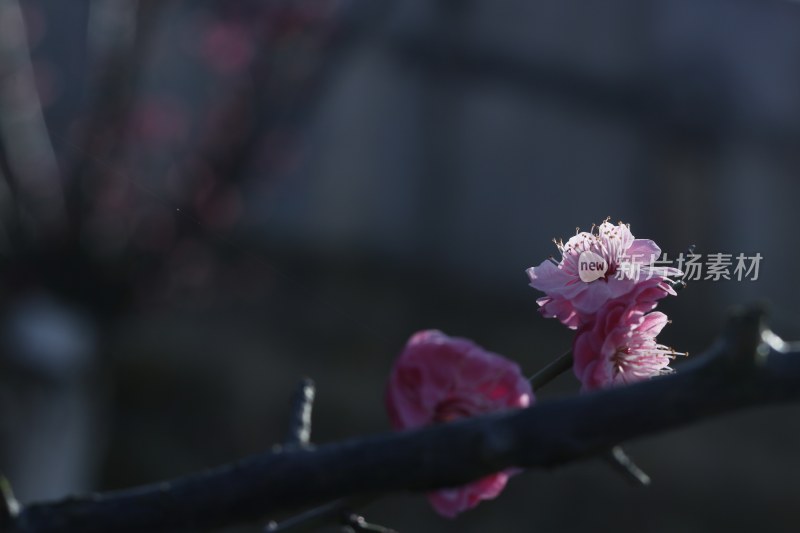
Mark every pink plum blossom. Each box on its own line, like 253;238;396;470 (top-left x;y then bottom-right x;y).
385;330;533;518
527;219;681;329
572;300;683;391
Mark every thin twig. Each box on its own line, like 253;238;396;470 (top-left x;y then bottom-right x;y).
265;499;343;532
603;446;651;486
342;513;399;533
285;378;315;447
265;496;374;533
0;475;19;529
668;244;697;292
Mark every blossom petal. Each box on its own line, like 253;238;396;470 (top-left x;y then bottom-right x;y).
626;239;661;264
386;331;533;517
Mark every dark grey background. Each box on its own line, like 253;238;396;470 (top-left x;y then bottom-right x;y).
0;1;798;531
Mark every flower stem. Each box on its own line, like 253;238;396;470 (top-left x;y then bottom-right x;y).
529;350;573;390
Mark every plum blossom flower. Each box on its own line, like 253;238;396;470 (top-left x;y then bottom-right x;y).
572;300;684;391
385;330;533;518
526;219;681;329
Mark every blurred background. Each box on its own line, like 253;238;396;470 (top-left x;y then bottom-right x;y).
0;0;799;531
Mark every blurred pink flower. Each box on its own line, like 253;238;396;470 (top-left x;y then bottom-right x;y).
573;300;682;391
527;220;681;329
427;474;511;519
386;330;532;518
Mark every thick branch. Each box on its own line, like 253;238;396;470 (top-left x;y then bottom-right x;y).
9;307;796;533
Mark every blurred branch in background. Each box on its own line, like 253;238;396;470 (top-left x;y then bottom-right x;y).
194;0;392;187
64;0;161;233
0;0;64;242
167;0;394;265
3;307;799;532
0;0;390;314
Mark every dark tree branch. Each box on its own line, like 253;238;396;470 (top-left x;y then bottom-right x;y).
6;306;796;533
